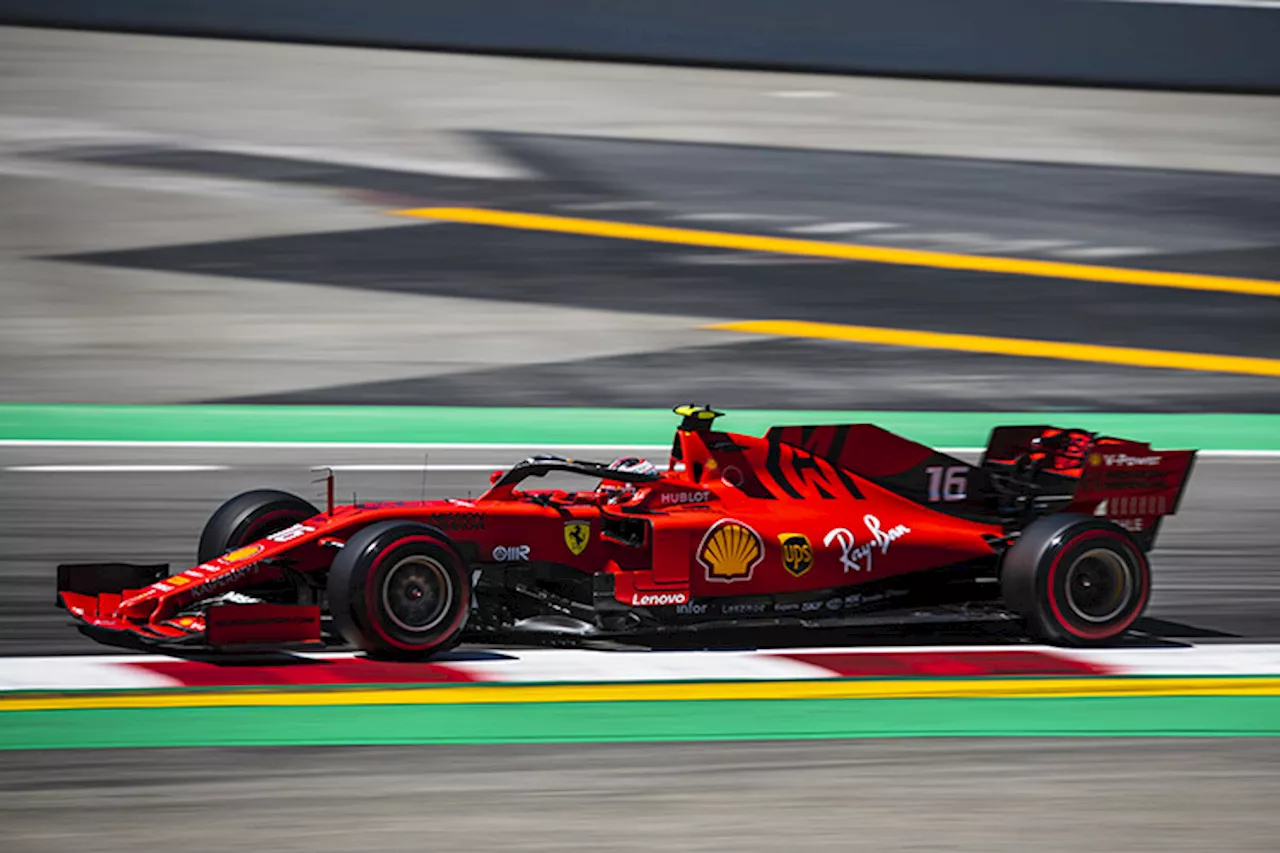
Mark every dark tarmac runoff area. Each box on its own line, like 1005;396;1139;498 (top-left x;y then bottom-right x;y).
58;135;1280;413
3;25;1280;853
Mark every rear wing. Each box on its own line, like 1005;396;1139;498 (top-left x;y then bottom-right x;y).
982;425;1197;550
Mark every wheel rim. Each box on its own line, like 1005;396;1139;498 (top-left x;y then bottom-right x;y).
381;555;452;633
1064;547;1132;623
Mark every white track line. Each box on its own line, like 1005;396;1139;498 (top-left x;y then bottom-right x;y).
326;464;509;472
0;440;675;451
2;440;1278;459
4;464;230;473
2;463;501;474
448;649;840;683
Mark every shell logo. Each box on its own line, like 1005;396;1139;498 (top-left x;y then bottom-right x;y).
697;519;764;582
1087;453;1103;467
223;543;264;563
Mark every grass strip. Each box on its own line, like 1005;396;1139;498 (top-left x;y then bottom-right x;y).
2;404;1277;450
2;696;1278;749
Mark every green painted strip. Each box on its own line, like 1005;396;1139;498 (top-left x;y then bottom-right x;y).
1;403;1277;450
3;697;1278;749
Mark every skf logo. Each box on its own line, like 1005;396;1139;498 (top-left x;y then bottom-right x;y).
564;521;590;556
778;533;814;577
697;519;764;583
266;523;314;544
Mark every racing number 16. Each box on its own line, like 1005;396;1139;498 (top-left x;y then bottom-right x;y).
925;465;968;503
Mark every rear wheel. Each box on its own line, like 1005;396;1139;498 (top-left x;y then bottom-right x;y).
197;489;320;564
326;521;470;659
1001;515;1150;646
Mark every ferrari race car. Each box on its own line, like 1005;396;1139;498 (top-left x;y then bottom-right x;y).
58;405;1196;656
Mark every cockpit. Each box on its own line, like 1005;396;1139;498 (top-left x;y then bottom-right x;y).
478;405;731;507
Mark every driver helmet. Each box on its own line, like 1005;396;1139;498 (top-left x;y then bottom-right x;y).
608;456;658;477
601;456;658;495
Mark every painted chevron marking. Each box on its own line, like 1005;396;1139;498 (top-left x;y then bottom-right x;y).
5;645;1280;695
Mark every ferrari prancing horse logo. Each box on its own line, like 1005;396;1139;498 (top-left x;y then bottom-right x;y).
564;521;591;556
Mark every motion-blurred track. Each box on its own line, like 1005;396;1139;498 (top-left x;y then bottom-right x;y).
3;740;1279;853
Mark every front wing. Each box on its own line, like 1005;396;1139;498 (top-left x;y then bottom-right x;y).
58;562;322;650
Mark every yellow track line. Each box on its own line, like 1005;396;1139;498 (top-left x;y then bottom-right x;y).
6;677;1280;712
395;207;1280;299
708;319;1280;378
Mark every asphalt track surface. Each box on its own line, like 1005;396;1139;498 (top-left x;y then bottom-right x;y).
3;740;1279;853
3;26;1280;852
3;447;1277;655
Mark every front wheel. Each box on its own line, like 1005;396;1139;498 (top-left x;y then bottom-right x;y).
1001;515;1151;646
198;489;319;564
327;521;470;659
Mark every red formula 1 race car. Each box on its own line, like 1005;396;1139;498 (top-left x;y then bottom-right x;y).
57;405;1196;656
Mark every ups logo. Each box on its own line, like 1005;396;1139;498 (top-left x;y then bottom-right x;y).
778;533;814;577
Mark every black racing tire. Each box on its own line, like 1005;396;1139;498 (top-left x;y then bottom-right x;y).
1001;514;1151;646
197;489;320;564
326;521;470;659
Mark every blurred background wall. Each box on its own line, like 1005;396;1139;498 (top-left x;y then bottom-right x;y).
3;0;1279;92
